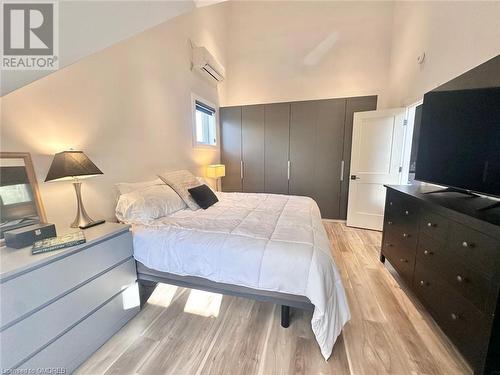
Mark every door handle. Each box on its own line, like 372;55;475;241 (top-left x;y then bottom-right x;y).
350;175;360;180
287;160;291;180
340;160;344;181
240;161;244;180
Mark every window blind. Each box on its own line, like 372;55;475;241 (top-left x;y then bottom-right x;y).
195;101;216;116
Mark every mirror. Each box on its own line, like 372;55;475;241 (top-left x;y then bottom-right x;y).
0;152;47;239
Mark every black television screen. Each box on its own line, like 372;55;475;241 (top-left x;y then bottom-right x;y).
415;87;500;197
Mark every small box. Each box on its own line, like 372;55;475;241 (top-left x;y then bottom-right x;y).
4;223;57;249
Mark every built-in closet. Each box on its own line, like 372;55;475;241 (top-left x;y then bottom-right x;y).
220;96;377;219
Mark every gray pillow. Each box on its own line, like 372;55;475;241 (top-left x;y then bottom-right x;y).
158;170;201;210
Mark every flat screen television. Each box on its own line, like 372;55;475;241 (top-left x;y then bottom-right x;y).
415;86;500;197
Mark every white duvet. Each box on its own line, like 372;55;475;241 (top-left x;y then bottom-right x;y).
132;192;350;359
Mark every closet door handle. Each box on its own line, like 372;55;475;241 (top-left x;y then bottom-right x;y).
240;161;244;180
340;160;344;181
287;160;291;180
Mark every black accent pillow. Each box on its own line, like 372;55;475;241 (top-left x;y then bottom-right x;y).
188;184;219;209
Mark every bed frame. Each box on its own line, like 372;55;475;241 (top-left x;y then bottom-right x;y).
136;262;314;328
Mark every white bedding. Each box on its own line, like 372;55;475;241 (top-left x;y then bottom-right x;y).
132;192;350;359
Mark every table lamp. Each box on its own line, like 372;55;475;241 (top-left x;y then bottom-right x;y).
45;150;105;229
206;164;225;191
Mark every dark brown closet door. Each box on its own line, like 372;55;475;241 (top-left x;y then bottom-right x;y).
314;99;346;219
289;99;345;219
264;103;290;194
289;101;316;197
220;106;242;192
242;105;265;193
339;96;377;218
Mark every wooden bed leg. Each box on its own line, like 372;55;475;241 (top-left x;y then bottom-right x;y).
138;279;158;308
281;305;290;328
380;253;386;263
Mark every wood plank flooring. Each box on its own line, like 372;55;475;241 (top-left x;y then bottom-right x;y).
75;222;471;375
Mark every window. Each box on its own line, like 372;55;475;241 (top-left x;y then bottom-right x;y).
193;97;217;147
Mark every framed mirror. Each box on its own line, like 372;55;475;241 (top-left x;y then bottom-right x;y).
0;152;47;240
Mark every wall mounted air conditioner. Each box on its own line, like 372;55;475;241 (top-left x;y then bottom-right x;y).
191;46;225;83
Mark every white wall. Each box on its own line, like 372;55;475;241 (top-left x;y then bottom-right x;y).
1;1;196;95
386;1;500;107
220;1;500;108
220;1;394;107
1;4;227;225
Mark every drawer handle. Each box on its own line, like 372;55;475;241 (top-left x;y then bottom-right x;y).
387;221;393;225
462;241;474;248
423;250;433;256
400;258;408;263
427;222;435;227
405;210;409;215
450;313;460;321
419;280;426;286
389;201;393;206
456;275;464;283
403;233;410;238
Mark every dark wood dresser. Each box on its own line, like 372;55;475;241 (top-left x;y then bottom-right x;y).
381;185;500;374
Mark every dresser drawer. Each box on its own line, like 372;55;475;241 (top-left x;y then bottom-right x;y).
18;286;139;374
384;213;419;254
386;251;415;285
448;222;500;277
414;263;490;368
384;218;419;241
384;189;402;217
383;234;416;285
0;258;136;369
441;261;492;313
385;191;419;223
417;234;492;312
420;210;449;242
0;231;133;329
416;232;444;259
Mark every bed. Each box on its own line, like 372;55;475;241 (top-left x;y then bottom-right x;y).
116;176;350;360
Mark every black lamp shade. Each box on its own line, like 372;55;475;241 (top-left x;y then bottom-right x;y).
45;151;103;182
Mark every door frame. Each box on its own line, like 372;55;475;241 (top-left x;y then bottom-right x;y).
346;107;407;230
400;99;423;185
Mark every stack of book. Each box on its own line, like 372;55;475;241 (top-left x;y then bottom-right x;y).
32;231;86;254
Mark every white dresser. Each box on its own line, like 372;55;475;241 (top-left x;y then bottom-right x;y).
0;222;139;374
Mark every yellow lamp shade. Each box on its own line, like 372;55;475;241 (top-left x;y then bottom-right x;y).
206;164;225;178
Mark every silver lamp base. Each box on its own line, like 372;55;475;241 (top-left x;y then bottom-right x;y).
71;181;105;229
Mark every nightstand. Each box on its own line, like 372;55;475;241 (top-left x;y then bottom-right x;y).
0;222;139;373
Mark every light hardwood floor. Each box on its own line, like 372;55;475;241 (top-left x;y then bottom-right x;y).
75;222;471;375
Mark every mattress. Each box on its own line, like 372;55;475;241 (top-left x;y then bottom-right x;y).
132;192;350;359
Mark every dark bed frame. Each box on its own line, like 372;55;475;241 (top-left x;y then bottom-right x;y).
136;261;314;328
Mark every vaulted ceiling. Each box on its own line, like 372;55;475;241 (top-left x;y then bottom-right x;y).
1;1;201;95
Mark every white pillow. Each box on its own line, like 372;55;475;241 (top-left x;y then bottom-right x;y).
115;184;186;224
158;170;201;210
115;178;165;196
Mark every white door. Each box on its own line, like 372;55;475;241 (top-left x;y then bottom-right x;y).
346;108;406;230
